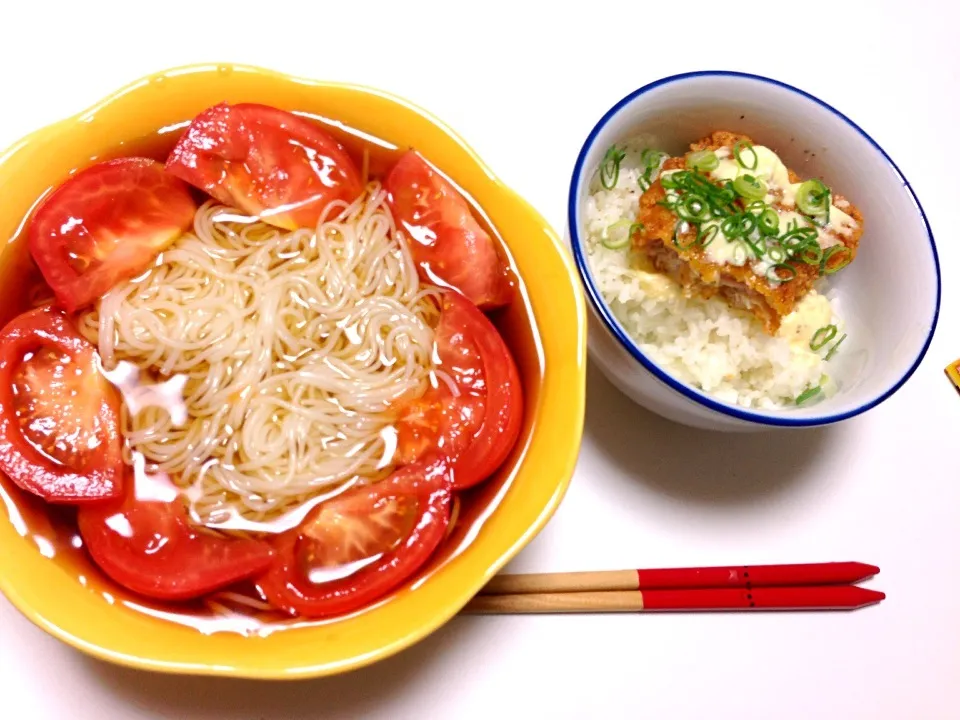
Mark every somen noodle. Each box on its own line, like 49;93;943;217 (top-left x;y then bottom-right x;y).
79;182;446;524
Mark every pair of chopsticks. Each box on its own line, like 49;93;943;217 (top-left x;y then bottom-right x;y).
464;562;884;614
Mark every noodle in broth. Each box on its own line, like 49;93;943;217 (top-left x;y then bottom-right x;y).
78;182;446;525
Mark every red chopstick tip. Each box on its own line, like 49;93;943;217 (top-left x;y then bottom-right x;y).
854;562;881;579
856;588;886;608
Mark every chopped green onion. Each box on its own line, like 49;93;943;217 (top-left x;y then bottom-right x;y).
641;149;662;165
795;179;831;218
686;172;726;201
767;263;797;283
601;219;640;250
686;150;719;172
600;145;627;190
642;149;666;170
660;172;679;190
745;200;768;214
795;386;822;405
733;174;768;201
767;244;787;263
758;208;780;236
810;324;838;351
824;333;847;361
684;177;720;201
666;171;738;217
737;213;758;237
601;237;631;250
780;226;819;252
798;244;823;265
676;194;712;223
721;215;743;238
717;183;737;203
697;223;719;247
820;245;852;275
733;140;758;170
641;150;666;185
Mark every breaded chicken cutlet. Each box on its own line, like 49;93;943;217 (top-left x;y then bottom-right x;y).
632;131;863;334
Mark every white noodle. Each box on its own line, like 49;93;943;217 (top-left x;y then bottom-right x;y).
79;182;442;524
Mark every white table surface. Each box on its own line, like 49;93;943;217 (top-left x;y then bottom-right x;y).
1;2;957;718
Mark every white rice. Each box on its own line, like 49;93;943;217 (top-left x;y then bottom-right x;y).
583;139;843;410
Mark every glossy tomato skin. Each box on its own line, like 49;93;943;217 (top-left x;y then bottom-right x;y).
257;459;453;618
0;307;124;503
28;158;196;312
444;291;524;488
78;485;276;601
395;291;523;490
385;151;513;310
165;102;364;231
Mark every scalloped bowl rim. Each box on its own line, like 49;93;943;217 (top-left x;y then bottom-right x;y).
0;63;587;679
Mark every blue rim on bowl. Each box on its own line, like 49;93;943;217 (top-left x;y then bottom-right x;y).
567;70;941;428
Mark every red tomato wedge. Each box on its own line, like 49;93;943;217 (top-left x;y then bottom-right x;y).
394;291;523;490
0;307;123;503
78;486;276;601
28;158;197;312
165;102;364;231
257;459;452;618
384;151;513;310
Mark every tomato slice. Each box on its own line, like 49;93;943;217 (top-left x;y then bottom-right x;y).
394;291;523;490
384;151;513;310
28;158;197;312
256;459;452;618
0;307;123;503
165;102;364;231
78;484;276;601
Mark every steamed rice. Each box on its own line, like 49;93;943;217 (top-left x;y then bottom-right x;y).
584;139;843;410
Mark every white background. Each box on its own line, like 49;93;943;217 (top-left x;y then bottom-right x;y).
0;1;957;718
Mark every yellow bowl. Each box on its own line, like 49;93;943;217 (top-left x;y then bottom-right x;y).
0;64;586;679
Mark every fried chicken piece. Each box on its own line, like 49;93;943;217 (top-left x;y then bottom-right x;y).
633;131;863;334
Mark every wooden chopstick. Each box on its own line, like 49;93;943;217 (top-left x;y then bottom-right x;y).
464;586;886;614
480;562;880;595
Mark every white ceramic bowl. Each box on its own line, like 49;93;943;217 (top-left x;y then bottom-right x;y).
568;71;940;431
